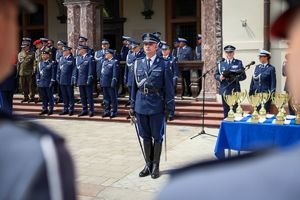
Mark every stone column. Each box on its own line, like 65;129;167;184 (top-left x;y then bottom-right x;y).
64;0;104;50
199;0;222;100
64;4;80;52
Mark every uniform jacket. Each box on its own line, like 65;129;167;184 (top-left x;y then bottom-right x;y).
214;58;246;95
0;65;18;91
34;49;42;73
56;49;63;63
195;45;202;60
120;45;129;61
176;45;193;61
76;54;94;86
163;55;179;86
17;50;35;76
57;54;76;85
131;56;175;115
36;60;55;87
98;58;119;87
249;63;276;95
124;49;145;86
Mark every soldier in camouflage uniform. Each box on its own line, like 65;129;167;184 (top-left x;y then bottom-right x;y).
17;41;35;103
33;39;43;103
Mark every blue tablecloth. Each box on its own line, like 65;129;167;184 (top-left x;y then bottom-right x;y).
214;115;300;159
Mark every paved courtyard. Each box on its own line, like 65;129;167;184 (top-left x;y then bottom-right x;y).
33;119;219;200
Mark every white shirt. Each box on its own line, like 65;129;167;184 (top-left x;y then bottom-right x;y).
146;54;157;67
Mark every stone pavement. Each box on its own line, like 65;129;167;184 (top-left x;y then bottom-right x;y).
33;119;219;200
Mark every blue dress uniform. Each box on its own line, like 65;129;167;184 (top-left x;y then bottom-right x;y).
124;41;145;105
98;49;119;117
36;52;56;115
249;50;276;112
0;65;17;115
177;38;193;97
57;47;77;115
76;46;95;116
131;33;175;179
214;45;246;118
161;42;178;119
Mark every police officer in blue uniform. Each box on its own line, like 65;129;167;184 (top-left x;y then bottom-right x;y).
78;36;94;56
214;45;246;118
36;50;56;115
57;46;76;116
249;50;276;113
124;38;145;109
0;65;17;115
119;36;131;96
153;32;163;56
195;34;203;94
177;38;193;97
98;49;119;118
76;45;95;117
54;40;67;104
162;42;178;120
130;33;175;179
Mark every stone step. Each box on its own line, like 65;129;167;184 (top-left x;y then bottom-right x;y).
14;110;220;128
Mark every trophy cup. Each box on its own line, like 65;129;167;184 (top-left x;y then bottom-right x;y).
272;92;288;124
223;91;238;121
248;93;262;123
258;91;271;118
234;90;247;117
290;96;300;124
280;93;289;117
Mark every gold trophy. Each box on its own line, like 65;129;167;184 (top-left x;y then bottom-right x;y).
272;92;288;124
290;96;300;124
248;93;262;123
280;93;289;117
258;91;271;118
234;90;247;117
223;91;238;121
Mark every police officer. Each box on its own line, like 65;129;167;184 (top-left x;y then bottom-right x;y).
36;49;55;115
130;33;175;179
17;40;35;103
40;38;51;57
249;50;276;113
57;46;76;116
54;40;67;104
195;34;203;93
98;49;119;118
95;39;111;74
162;42;178;120
124;38;145;109
172;39;179;58
0;2;76;198
78;36;94;56
0;64;17;114
76;45;95;117
119;36;131;96
177;38;193;97
214;45;246;118
153;31;163;56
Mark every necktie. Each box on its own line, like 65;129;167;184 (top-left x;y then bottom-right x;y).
147;58;151;71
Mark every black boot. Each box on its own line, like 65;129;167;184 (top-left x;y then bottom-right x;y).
151;142;162;179
139;141;153;177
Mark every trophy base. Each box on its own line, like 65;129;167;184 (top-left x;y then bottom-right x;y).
225;117;235;122
275;120;284;125
295;119;300;125
250;118;259;123
235;113;243;118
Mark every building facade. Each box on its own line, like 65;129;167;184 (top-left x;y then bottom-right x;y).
19;0;288;101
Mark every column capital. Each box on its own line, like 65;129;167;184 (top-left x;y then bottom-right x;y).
63;0;104;6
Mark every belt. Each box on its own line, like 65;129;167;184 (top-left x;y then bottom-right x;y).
139;87;161;95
